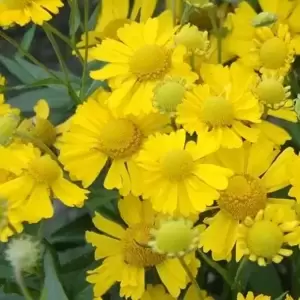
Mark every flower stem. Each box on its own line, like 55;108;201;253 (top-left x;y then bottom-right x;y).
177;256;204;300
80;0;90;101
44;22;83;65
197;249;233;286
0;30;62;82
15;269;34;300
43;25;81;105
207;8;222;64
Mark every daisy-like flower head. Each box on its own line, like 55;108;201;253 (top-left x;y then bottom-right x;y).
237;292;270;300
177;63;261;149
90;11;198;115
149;218;200;257
257;0;300;54
174;24;210;56
230;2;296;75
86;195;200;299
0;0;64;26
58;89;168;196
253;73;297;146
199;139;297;261
141;284;176;300
153;77;194;115
236;206;298;266
137;129;233;216
76;0;158;58
18;99;57;147
0;143;88;223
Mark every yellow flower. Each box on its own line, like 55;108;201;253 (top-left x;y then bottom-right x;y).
90;11;198;115
58;90;168;195
237;292;270;300
76;0;158;57
199;139;296;261
288;155;300;202
0;0;63;26
177;63;261;149
230;1;296;75
184;284;214;300
258;0;300;54
137;129;233;216
18;99;57;147
253;73;297;146
0;143;88;223
141;284;176;300
0;76;19;116
86;195;200;299
236;206;298;266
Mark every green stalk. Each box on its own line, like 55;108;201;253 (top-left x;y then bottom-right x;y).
207;8;222;64
79;0;90;101
177;256;204;300
43;25;81;105
0;30;62;82
232;258;248;292
197;249;233;286
44;22;83;65
15;268;34;300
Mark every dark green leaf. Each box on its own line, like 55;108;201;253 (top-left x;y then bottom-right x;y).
73;285;93;300
16;25;36;58
7;88;73;114
41;250;69;300
69;0;81;36
248;263;283;297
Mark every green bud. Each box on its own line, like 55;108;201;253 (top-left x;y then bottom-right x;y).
0;113;20;146
252;12;278;27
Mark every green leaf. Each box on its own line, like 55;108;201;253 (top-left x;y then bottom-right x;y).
41;250;69;300
16;25;36;58
7;88;73;114
74;285;93;300
69;0;81;37
248;263;283;297
0;295;24;300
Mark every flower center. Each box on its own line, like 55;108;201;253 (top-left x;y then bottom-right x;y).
218;175;267;221
247;220;283;259
161;149;193;181
150;219;198;255
130;45;170;81
257;79;286;106
260;37;287;69
28;156;61;184
201;96;234;127
98;119;143;159
122;224;166;267
102;18;131;40
154;80;186;113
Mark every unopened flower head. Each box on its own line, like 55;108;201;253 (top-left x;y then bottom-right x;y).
0;113;20;146
5;235;42;273
149;218;199;257
252;12;278;27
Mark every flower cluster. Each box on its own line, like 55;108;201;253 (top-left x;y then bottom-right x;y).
2;0;300;299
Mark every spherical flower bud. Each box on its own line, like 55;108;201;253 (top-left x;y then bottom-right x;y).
153;78;188;114
149;218;199;257
252;12;278;27
0;113;20;146
5;235;42;273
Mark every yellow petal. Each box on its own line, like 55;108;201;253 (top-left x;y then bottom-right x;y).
86;232;121;259
232;121;259;143
92;212;125;239
34;99;49;119
118;194;142;226
268;109;298;123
